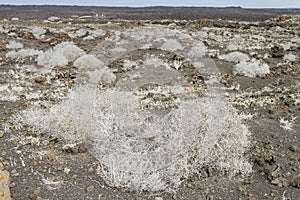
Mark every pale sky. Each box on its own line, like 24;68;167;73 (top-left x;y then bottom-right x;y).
0;0;299;8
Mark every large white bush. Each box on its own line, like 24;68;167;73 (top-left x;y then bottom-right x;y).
16;86;252;192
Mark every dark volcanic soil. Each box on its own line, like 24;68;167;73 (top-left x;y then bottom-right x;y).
0;6;299;200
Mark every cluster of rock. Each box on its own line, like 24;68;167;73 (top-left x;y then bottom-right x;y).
0;163;11;200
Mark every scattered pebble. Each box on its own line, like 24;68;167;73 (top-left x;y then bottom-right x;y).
86;185;95;193
34;76;47;83
63;167;70;174
292;174;300;189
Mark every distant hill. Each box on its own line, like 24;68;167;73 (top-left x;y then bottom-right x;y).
0;5;299;20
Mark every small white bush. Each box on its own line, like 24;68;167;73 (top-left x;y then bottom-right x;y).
16;86;252;193
91;29;106;37
283;53;297;62
6;41;24;49
111;47;127;53
188;42;206;57
193;61;205;69
143;55;167;68
0;25;5;33
192;31;208;39
74;54;115;85
226;43;238;51
68;29;88;38
6;49;42;59
74;54;104;71
48;16;60;22
279;115;297;131
36;42;85;68
233;59;270;77
32;27;46;39
99;70;116;85
218;51;250;63
160;39;183;52
85;69;116;85
123;60;138;71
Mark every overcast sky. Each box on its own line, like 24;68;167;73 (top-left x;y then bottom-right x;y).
0;0;299;8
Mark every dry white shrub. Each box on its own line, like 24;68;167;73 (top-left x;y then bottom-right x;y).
74;54;115;85
16;86;252;193
188;42;206;58
279;115;297;131
74;54;104;71
283;53;297;62
226;43;239;51
0;25;5;33
36;42;85;68
160;39;184;52
6;49;42;60
68;29;88;39
31;27;46;39
233;59;270;77
218;51;250;63
84;69;116;85
6;41;24;49
143;55;167;68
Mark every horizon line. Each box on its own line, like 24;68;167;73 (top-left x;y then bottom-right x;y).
0;4;300;9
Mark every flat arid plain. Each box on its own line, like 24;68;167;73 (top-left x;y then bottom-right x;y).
0;6;299;200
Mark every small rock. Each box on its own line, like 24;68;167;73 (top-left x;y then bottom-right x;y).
289;145;299;152
292;174;300;189
155;197;163;200
0;169;11;200
207;195;214;200
271;178;281;185
278;15;292;21
34;76;47;83
62;143;87;154
47;150;56;160
11;169;19;177
271;177;289;187
29;187;41;200
271;45;285;58
0;131;4;138
88;167;94;173
239;186;246;192
86;185;95;193
8;182;16;188
30;160;37;168
281;178;289;187
63;167;70;174
33;187;41;195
